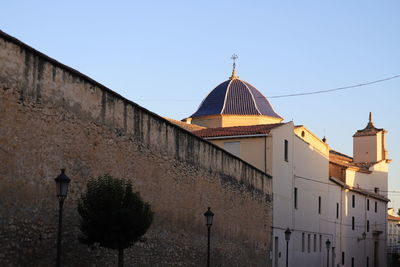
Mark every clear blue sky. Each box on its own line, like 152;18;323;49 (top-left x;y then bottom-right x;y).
2;1;400;208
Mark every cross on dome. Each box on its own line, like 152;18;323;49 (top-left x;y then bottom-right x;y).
230;54;239;80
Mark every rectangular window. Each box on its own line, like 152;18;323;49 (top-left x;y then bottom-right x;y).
375;201;377;213
307;234;310;253
367;220;370;232
367;199;370;211
367;256;369;267
313;234;316;252
284;140;289;162
351;257;354;267
336;203;339;219
352;195;355;208
294;187;298;209
318;196;321;214
319;235;322;252
302;233;305;252
374;187;379;194
224;142;240;157
342;252;345;265
352;216;355;230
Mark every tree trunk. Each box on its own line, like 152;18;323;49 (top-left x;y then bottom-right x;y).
118;248;124;267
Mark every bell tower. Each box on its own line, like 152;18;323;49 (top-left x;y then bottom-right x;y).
353;112;388;163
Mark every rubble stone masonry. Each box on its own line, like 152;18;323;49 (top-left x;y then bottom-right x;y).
0;31;272;266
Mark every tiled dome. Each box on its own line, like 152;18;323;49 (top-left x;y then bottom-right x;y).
191;78;282;119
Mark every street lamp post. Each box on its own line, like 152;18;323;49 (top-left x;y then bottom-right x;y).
284;228;291;267
55;169;71;267
204;207;214;267
326;239;331;267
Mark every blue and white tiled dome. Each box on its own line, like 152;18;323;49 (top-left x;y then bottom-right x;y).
191;77;282;119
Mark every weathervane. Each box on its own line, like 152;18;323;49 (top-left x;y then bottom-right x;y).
230;54;238;80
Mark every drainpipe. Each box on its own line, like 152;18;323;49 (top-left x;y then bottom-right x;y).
264;135;267;173
340;186;343;266
364;195;367;264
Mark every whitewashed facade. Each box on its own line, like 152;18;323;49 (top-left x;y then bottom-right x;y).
186;71;390;267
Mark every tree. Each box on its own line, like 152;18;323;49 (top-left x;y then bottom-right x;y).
78;174;153;267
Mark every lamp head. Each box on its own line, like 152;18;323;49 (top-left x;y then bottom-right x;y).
55;169;70;200
204;207;214;227
284;227;291;241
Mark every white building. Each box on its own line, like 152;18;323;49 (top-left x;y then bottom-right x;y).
387;208;400;254
181;66;390;267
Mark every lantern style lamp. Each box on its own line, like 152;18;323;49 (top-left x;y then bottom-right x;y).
204;207;214;227
326;239;331;267
55;169;70;267
284;228;291;267
204;207;214;267
55;169;71;200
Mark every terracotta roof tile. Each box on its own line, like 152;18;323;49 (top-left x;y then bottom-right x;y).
329;150;371;172
353;121;383;137
388;215;400;221
192;123;284;138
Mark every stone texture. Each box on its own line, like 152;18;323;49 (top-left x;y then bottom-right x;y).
0;31;272;266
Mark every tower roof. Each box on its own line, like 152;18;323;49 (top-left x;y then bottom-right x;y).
353;112;384;137
190;78;282;119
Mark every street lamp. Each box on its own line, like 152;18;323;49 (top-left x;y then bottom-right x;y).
204;207;214;267
284;228;291;267
326;239;331;267
55;169;70;267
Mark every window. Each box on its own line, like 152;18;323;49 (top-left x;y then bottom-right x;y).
294;187;298;209
367;220;370;232
336;203;339;219
367;199;370;211
224;142;240;157
374;187;379;194
352;195;355;208
302;233;305;252
375;201;377;213
351;257;354;267
342;252;345;265
319;235;322;252
367;256;369;267
352;216;355;230
284;140;289;162
307;234;310;253
313;234;316;252
318;196;321;214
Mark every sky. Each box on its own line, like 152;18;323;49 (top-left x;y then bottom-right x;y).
2;1;400;208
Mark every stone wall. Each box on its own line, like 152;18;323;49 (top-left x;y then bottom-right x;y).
0;31;272;266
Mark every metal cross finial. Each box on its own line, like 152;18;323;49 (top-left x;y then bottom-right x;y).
231;54;238;70
230;54;238;79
